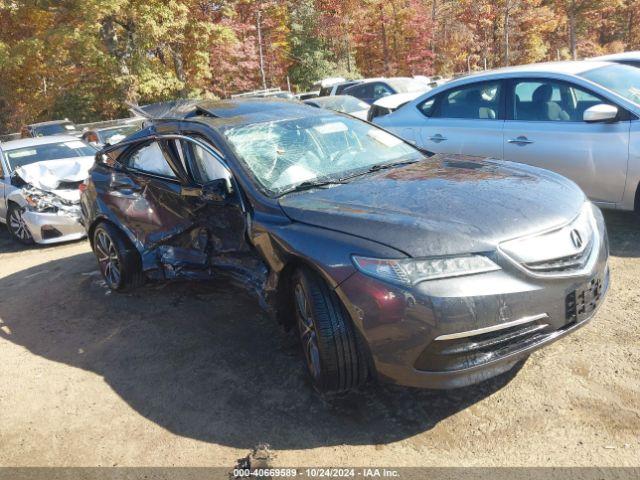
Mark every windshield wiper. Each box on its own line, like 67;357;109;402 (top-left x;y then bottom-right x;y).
368;159;419;172
285;178;347;194
338;158;421;182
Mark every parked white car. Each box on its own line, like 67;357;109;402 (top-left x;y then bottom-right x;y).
0;136;96;244
367;91;428;121
343;77;431;105
316;78;363;97
375;61;640;211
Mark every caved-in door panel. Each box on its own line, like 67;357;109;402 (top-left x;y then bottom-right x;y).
106;172;193;247
190;196;267;292
180;136;267;287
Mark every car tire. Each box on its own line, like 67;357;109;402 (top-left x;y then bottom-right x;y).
292;267;369;392
93;222;144;291
6;204;34;245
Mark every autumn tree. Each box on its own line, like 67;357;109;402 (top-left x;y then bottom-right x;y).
0;0;638;134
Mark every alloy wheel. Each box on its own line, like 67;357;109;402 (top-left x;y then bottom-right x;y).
294;283;321;380
9;207;32;242
95;230;121;287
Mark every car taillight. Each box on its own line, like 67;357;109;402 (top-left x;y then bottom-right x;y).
79;182;87;193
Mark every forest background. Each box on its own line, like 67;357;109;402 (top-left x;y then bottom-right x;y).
0;0;638;132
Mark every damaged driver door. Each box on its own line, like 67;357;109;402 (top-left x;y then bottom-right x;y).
108;139;199;279
176;137;267;291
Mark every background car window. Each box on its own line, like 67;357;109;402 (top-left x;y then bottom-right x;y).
514;80;608;122
128;142;176;178
418;98;436;117
334;82;359;95
372;83;393;101
434;82;501;120
190;143;228;183
32;122;78;137
99;125;139;145
352;84;373;99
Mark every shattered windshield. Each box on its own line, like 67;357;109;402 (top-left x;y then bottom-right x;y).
222;114;422;195
5;140;96;171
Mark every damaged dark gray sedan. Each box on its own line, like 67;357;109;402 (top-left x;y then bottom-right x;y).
80;99;610;392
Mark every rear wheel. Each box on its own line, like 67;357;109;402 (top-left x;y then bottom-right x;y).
7;204;34;245
93;222;144;291
292;267;369;392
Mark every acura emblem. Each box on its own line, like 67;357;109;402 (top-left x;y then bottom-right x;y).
570;229;583;249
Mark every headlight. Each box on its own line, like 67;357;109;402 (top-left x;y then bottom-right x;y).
23;188;59;213
352;254;500;286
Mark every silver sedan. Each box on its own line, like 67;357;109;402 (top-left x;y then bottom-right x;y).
375;60;640;212
0;136;96;244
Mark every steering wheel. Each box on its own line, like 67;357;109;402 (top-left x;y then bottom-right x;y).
330;147;361;166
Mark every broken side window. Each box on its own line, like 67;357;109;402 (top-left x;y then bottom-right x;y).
191;143;228;183
129;142;177;178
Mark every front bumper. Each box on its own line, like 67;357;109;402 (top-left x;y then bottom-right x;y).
22;210;86;244
336;213;610;390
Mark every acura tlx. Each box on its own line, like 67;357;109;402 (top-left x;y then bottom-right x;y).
80;99;609;392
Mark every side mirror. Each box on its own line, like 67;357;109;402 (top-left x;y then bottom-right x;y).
583;104;618;123
202;178;229;202
181;178;230;202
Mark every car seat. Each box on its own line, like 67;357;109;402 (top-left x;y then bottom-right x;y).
531;84;570;121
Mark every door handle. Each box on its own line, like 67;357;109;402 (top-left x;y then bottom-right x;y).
109;176;141;192
507;136;534;145
429;134;448;143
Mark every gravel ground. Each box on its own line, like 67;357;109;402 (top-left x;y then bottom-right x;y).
0;211;638;469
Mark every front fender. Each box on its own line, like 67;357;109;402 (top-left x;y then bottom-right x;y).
6;188;28;209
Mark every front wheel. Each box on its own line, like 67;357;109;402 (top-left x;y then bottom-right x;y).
292;267;369;392
93;222;144;291
7;204;34;245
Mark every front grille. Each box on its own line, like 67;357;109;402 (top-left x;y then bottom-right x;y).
499;205;597;277
525;240;593;273
57;180;83;190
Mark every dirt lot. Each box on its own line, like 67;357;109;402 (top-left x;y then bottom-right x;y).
0;211;638;469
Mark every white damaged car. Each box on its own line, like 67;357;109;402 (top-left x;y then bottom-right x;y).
0;136;97;244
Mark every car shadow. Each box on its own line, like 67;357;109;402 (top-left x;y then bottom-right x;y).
0;208;635;449
0;223;33;254
0;249;522;450
603;210;640;258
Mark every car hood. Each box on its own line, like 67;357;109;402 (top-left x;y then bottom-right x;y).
278;155;586;258
14;156;94;203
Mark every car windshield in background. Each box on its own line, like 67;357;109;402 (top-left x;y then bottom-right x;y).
5;140;96;170
313;96;370;113
386;78;429;93
223;114;422;195
32;122;78;136
580;64;640;105
98;125;139;144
